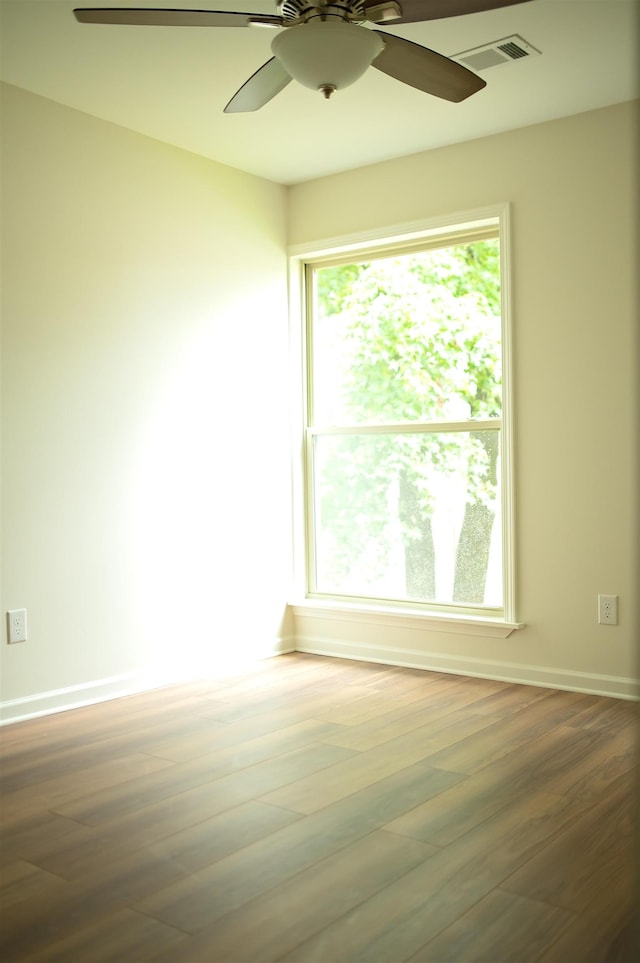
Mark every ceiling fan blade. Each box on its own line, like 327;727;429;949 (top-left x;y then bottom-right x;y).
73;8;283;28
372;31;485;102
224;57;292;113
364;0;532;26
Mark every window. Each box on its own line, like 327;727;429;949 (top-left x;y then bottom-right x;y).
293;210;516;626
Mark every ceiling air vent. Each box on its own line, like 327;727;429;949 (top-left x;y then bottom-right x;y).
455;35;541;72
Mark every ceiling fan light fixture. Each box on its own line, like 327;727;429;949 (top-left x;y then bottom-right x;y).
271;22;384;93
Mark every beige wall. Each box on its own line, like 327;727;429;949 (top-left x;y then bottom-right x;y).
1;84;292;719
1;85;637;719
288;101;639;697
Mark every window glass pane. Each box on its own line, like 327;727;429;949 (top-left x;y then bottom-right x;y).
312;240;501;425
313;430;502;608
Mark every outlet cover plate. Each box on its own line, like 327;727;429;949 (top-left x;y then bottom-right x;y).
7;609;27;643
598;595;618;626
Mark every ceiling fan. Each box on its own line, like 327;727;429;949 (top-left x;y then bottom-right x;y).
73;1;532;112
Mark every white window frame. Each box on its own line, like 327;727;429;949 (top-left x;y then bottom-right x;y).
288;205;522;638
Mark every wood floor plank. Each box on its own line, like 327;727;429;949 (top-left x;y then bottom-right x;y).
200;654;366;704
1;751;175;816
1;810;95;864
353;664;456;695
421;690;606;775
563;695;639;734
320;691;497;753
261;710;501;815
452;680;555;717
0;860;68;912
19;908;188;963
0;684;219;767
44;844;191;905
500;769;637;912
136;715;343;765
151;830;436;963
535;725;636;801
533;866;639;963
132;763;462;934
404;888;575;963
140;799;302;876
432;721;614;802
0;876;129;961
194;679;381;726
274;856;443;963
50;737;354;826
32;745;352;880
384;767;527;846
178;699;349;752
276;788;590;963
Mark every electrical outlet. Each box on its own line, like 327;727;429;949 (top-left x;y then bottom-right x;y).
7;609;28;643
598;595;618;626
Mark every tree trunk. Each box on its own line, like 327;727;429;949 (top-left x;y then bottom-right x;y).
398;468;436;600
452;431;499;604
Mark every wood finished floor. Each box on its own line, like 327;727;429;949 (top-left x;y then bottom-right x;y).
1;653;638;963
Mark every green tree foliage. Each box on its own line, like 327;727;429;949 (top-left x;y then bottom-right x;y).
313;239;502;604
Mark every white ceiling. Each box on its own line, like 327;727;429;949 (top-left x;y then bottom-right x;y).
1;0;638;184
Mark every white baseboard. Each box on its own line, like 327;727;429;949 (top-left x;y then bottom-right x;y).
0;671;170;726
3;631;635;725
295;635;640;701
0;634;295;726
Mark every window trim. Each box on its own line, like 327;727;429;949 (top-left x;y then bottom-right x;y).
289;598;523;639
288;204;521;634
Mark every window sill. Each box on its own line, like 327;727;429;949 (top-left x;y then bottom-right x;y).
289;598;524;639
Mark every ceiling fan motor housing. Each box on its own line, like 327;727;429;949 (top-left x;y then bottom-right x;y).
277;1;368;24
